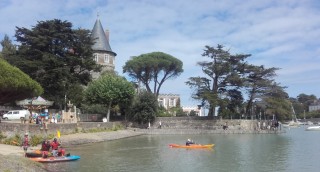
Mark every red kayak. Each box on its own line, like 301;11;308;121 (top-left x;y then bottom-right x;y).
169;144;214;149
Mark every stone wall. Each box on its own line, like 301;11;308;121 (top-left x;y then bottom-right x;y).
138;117;282;134
152;117;257;130
0;122;122;138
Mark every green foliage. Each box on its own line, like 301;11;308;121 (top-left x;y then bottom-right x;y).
307;110;320;118
0;58;43;104
29;135;44;147
0;34;16;57
188;110;197;116
85;74;135;105
186;44;250;117
243;65;279;116
3;134;22;146
123;52;183;97
0;133;54;146
157;106;172;117
81;104;108;114
85;73;135;121
7;19;99;108
112;124;123;131
263;84;291;121
127;91;158;124
0;131;6;140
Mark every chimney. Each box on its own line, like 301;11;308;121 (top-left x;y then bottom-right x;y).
105;29;109;42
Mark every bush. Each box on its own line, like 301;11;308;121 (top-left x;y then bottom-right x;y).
0;131;6;141
3;134;22;146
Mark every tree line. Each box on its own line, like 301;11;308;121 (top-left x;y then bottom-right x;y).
0;19;319;123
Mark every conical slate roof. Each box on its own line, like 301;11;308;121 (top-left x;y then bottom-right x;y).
91;19;116;55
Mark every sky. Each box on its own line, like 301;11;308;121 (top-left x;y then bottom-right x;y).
1;0;320;107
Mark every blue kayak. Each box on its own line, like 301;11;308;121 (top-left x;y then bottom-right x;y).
30;155;80;163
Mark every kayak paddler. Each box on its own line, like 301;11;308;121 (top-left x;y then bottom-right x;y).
186;138;195;146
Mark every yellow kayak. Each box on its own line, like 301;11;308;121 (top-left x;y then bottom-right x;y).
169;144;214;149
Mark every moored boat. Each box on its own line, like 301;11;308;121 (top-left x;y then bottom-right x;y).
306;126;320;131
29;155;80;163
169;144;214;149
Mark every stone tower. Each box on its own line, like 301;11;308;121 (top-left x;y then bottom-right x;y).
91;18;117;79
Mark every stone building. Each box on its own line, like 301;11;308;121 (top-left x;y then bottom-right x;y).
90;18;117;79
158;94;180;109
182;106;204;116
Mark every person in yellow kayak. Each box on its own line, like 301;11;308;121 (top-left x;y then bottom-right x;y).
186;138;195;146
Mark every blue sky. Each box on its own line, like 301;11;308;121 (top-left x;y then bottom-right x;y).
1;0;320;107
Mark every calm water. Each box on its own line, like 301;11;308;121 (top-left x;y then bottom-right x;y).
45;127;320;172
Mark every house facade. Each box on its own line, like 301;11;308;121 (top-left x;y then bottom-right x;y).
309;100;320;112
182;106;204;116
158;94;180;109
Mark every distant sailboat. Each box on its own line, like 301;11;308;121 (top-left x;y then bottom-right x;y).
283;103;301;128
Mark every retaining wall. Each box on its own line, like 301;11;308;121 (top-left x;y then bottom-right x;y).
0;122;122;138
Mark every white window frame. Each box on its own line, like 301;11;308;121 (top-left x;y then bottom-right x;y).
104;54;109;63
93;53;98;62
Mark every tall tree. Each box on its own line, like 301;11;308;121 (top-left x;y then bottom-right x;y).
123;52;183;97
263;82;290;121
127;91;158;124
0;34;16;59
297;93;317;109
244;65;279;117
85;74;135;122
186;44;250;117
11;19;100;108
0;58;43;104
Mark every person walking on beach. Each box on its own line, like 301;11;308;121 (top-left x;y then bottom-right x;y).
159;120;162;129
22;132;29;157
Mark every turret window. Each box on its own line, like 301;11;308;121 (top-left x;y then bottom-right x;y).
93;53;98;62
104;54;109;63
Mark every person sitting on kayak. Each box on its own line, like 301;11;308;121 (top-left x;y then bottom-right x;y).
41;140;51;151
186;139;195;146
50;138;61;157
40;139;52;158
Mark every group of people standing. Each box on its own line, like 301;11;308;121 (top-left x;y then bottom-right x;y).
33;112;61;124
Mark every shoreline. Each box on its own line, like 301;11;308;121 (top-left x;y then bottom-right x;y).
0;129;144;156
0;128;282;171
0;129;144;171
0;127;283;156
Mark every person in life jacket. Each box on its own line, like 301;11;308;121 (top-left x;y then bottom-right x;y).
22;132;29;157
41;140;51;151
40;139;51;158
50;138;61;157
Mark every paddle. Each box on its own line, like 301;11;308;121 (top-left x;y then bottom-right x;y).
56;130;68;156
56;130;61;139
